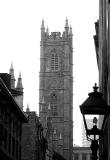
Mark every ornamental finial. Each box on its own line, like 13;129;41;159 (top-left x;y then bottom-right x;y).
93;117;97;125
93;83;99;92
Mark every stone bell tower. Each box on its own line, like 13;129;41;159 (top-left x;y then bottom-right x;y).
39;19;73;160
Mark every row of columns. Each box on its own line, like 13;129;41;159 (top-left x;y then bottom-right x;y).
73;153;91;160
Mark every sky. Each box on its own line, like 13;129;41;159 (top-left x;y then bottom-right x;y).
0;0;99;146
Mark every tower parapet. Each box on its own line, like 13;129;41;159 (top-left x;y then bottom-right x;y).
41;19;73;42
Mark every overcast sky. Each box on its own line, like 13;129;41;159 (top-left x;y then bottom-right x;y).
0;0;99;146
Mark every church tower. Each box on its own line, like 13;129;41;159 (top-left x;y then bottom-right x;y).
39;19;73;160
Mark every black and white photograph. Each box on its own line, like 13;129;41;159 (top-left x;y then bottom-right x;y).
0;0;109;160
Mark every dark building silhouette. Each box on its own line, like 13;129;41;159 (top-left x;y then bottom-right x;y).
39;19;73;160
22;106;47;160
94;1;110;160
0;73;27;160
8;64;47;160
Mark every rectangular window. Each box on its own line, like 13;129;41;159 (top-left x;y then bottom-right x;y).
51;53;59;71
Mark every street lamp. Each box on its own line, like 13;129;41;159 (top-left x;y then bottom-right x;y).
79;83;109;160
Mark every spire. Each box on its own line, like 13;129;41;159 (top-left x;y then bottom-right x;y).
9;62;15;89
65;17;69;28
10;62;13;70
41;19;45;29
69;25;73;41
46;26;49;36
41;19;45;40
59;133;62;140
16;72;23;92
48;103;51;110
53;129;58;140
65;18;69;38
69;25;72;35
26;104;30;112
58;133;63;145
58;132;63;153
47;103;51;117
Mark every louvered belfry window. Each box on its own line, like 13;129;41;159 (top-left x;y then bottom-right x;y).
51;53;59;71
51;93;57;115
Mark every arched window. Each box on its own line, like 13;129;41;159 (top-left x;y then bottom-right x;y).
50;93;57;115
51;53;59;71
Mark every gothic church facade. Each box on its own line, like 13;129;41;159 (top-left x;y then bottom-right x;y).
39;19;73;160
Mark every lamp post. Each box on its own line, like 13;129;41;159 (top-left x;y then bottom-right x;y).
79;83;109;160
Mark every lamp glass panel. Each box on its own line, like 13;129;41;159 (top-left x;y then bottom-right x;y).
84;115;100;140
85;115;100;129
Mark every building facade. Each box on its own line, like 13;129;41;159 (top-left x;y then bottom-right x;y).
73;147;92;160
22;107;47;160
0;73;27;160
39;19;73;160
94;1;110;160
